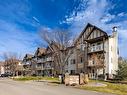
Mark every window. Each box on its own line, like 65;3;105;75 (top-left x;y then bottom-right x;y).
70;70;75;74
73;59;75;64
92;60;95;64
66;62;68;66
92;69;95;74
93;44;95;51
81;57;83;63
66;70;68;73
70;59;75;64
80;70;83;73
97;42;101;50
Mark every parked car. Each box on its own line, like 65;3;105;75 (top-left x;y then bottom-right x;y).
0;74;8;77
0;73;13;77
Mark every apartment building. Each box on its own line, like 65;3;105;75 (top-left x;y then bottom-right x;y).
34;47;54;76
22;54;34;76
4;59;22;76
66;23;118;79
23;47;54;76
34;48;46;76
22;23;118;79
43;46;54;76
15;61;24;76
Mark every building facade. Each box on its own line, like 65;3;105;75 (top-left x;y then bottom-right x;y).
22;54;34;76
23;47;55;76
66;23;118;79
22;23;118;79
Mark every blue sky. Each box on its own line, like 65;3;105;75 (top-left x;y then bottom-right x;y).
0;0;127;60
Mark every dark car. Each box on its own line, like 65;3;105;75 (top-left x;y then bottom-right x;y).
0;73;13;77
0;74;8;77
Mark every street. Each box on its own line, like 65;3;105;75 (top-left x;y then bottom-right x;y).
0;78;114;95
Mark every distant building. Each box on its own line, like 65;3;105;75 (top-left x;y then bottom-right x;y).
34;47;46;76
22;54;34;76
23;47;55;76
0;62;5;75
15;61;24;76
4;59;21;76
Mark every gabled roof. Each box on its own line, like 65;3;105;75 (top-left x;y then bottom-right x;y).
86;25;108;39
74;23;108;44
77;23;94;40
34;47;46;57
23;54;33;60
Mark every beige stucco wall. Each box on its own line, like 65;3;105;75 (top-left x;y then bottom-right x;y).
105;31;118;75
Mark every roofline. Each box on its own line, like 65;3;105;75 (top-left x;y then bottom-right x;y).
74;23;93;43
74;23;108;45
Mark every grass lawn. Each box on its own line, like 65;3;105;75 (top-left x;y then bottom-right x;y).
13;76;59;82
78;80;127;95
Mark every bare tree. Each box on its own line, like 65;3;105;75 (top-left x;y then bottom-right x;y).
39;28;74;76
3;52;21;77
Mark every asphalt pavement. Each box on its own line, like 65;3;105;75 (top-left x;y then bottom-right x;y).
0;78;114;95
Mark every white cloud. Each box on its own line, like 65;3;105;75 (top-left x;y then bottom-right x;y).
101;14;115;23
0;20;42;60
117;12;127;17
0;0;43;60
61;0;127;59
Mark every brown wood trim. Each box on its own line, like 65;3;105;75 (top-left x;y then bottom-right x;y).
87;50;106;54
86;26;95;39
84;36;108;43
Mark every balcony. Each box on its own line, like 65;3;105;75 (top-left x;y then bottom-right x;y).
46;57;52;62
36;66;43;70
88;44;103;53
44;66;52;69
88;60;104;68
88;60;94;66
76;44;86;51
37;58;46;63
44;63;53;69
77;63;84;69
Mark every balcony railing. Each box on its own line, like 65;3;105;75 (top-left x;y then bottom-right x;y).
37;57;53;63
88;60;104;67
88;44;103;53
44;66;52;69
37;58;46;63
88;60;94;66
36;66;43;70
46;57;52;62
